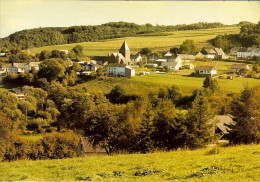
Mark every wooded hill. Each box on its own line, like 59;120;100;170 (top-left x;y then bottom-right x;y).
0;22;227;49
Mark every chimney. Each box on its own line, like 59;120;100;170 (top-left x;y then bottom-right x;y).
117;54;120;64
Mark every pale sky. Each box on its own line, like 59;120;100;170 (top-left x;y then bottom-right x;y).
1;0;260;38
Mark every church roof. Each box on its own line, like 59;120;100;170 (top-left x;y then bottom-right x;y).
119;40;130;51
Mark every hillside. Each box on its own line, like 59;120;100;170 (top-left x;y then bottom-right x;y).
31;26;240;56
0;144;259;181
0;22;228;50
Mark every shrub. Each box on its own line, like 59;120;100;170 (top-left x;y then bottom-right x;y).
205;146;221;155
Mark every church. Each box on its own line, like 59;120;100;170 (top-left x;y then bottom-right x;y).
108;40;131;65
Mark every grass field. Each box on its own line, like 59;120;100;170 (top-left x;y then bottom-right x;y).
31;26;240;56
0;144;259;181
75;60;260;96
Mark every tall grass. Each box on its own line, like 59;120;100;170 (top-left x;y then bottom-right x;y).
0;144;259;181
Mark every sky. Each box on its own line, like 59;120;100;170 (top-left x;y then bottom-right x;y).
1;0;260;38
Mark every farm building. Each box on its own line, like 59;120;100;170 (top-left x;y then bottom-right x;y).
230;64;250;73
76;137;106;156
194;66;217;76
107;63;135;78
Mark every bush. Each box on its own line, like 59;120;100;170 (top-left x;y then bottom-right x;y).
205;146;221;155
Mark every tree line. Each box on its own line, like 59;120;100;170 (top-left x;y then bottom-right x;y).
210;21;260;52
1;74;259;161
0;22;228;50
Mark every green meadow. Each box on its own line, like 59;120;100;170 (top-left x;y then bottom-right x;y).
0;144;259;181
31;26;240;56
75;60;260;96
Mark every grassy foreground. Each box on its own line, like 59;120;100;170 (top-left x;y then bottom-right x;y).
0;144;259;181
31;26;240;56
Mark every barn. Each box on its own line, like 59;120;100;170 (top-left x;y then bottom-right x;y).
76;137;107;156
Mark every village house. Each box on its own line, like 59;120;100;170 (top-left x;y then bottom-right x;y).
177;54;195;62
76;137;106;156
161;61;182;70
24;62;41;73
147;52;159;60
0;63;12;75
230;64;250;73
130;53;142;65
9;63;26;74
91;56;108;66
214;48;225;60
194;66;217;76
237;47;260;58
189;52;204;59
107;63;135;78
202;48;216;59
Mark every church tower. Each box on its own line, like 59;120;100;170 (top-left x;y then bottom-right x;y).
119;40;130;60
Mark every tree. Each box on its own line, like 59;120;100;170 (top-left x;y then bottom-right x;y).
139;48;151;56
72;45;83;57
228;85;260;144
84;103;128;155
0;112;15;158
184;91;215;149
167;85;183;105
203;76;219;92
179;39;198;54
37;58;66;81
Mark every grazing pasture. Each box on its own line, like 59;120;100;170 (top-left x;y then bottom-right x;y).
31;26;240;56
0;144;259;181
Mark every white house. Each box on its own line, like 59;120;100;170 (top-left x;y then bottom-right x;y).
214;48;225;60
161;61;182;70
9;63;26;74
194;66;217;76
130;54;142;65
0;53;6;57
24;62;41;73
202;48;216;59
237;47;260;58
107;63;135;78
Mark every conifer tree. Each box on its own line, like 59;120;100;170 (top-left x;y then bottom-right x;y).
184;91;215;149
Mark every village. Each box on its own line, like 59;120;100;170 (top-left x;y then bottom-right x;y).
0;40;259;80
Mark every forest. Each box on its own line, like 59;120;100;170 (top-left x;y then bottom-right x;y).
210;21;260;52
0;22;227;50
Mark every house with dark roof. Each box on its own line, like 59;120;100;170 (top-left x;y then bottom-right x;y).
147;52;159;60
230;64;250;73
91;56;108;65
76;137;107;156
194;66;217;76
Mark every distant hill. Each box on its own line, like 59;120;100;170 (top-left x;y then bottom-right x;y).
0;22;228;50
